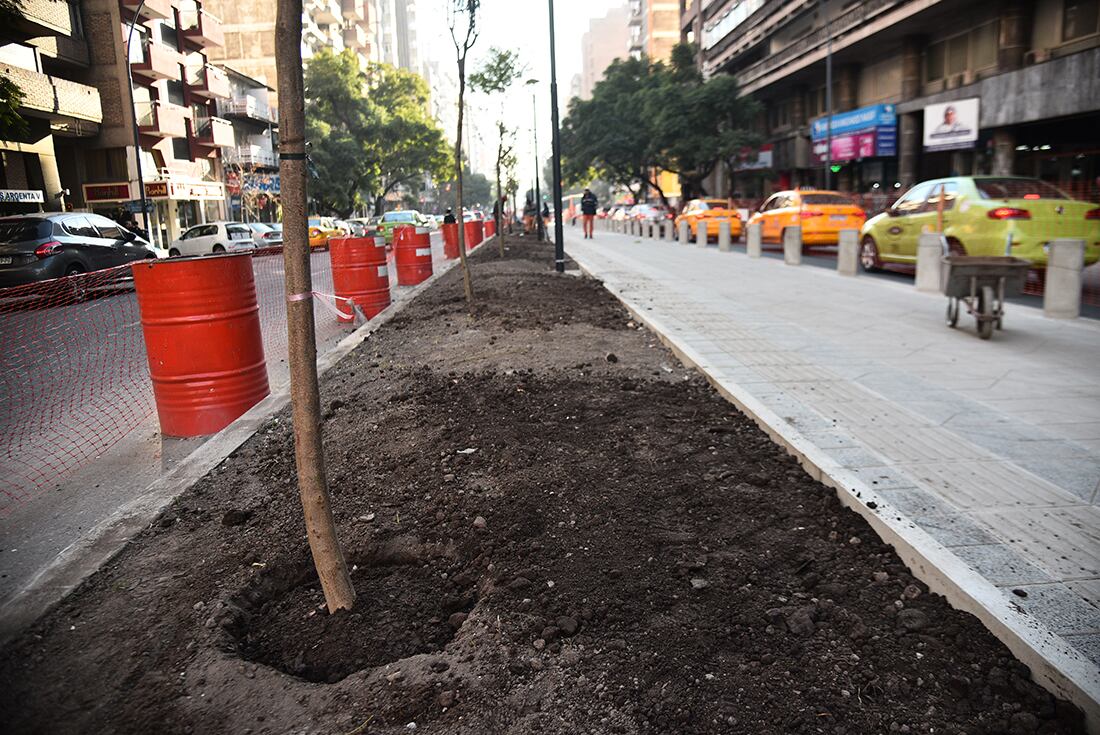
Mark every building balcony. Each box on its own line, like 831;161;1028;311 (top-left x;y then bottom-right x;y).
120;0;173;22
224;144;277;168
131;39;181;81
308;0;341;25
180;5;225;49
0;62;102;133
217;95;276;124
29;34;90;67
136;99;188;138
341;0;363;21
343;23;367;50
187;63;230;99
13;0;73;38
194;115;234;147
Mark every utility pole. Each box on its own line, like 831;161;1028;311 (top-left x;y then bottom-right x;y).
547;0;565;272
125;1;150;238
820;0;833;190
274;0;355;613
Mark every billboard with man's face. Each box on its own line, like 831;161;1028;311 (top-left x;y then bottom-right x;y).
923;97;980;152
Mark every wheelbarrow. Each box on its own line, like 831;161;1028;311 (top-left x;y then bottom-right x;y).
941;256;1031;340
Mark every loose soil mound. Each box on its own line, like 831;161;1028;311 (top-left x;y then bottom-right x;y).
0;237;1084;735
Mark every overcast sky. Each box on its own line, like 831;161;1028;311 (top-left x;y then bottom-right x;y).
420;0;625;182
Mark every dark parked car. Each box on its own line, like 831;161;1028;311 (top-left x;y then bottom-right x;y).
0;212;159;290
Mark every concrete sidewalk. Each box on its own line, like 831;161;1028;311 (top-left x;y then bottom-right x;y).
567;226;1100;724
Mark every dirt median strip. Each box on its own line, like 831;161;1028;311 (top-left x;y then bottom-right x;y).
0;236;1085;734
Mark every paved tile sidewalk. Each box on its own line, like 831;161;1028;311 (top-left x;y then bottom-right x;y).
566;228;1100;681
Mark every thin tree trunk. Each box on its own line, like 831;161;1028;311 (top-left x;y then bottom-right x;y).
495;143;504;257
274;0;355;612
454;62;473;303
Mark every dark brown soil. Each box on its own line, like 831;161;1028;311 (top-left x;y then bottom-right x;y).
0;235;1084;735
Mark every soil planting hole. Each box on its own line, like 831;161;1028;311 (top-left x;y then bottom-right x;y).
230;544;477;684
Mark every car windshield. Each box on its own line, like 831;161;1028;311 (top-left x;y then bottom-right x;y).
801;193;854;205
975;178;1068;200
269;223;282;231
248;223;273;233
383;212;416;223
0;219;51;242
702;200;727;208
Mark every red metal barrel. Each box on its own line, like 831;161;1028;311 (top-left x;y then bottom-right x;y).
329;235;390;322
441;222;459;259
484;219;496;238
473;220;485;246
463;221;477;252
394;226;433;286
131;253;269;438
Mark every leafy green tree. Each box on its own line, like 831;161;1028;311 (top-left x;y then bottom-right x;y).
304;50;449;218
440;164;491;208
0;0;29;141
560;43;757;209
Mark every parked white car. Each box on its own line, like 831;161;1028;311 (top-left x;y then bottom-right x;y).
168;222;256;256
243;222;283;246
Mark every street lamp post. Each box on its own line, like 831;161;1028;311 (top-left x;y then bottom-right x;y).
125;2;150;236
547;0;565;273
526;79;544;242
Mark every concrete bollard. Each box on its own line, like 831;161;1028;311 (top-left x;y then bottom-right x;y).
916;233;945;292
718;220;731;251
647;222;655;238
783;226;802;265
1044;239;1086;319
837;229;859;276
696;220;708;248
747;223;762;257
679;219;690;245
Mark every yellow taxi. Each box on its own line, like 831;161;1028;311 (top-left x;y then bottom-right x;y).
308;217;344;248
747;190;866;246
675;199;743;241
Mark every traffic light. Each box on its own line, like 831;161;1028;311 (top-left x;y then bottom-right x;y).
830;164;842;174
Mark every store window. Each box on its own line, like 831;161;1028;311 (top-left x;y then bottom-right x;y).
1064;0;1100;41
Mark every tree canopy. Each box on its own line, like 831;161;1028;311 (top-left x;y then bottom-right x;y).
560;43;759;207
304;50;449;217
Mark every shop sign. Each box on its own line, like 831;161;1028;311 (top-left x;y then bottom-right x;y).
83;182;132;202
144;182;169;198
0;189;45;203
735;144;773;171
242;173;280;194
923;97;979;152
811;104;896;141
811;104;897;164
169;180;224;200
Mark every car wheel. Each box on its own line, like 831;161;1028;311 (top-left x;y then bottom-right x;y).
946;237;967;257
860;236;882;272
169;248;181;257
212;244;226;253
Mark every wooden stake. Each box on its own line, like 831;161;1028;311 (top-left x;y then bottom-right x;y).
275;0;355;613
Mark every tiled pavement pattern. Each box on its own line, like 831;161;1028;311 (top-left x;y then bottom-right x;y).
566;227;1100;672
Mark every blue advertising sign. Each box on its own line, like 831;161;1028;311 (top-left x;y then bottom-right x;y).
243;173;280;194
811;104;896;141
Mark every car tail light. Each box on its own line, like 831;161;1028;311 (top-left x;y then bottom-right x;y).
988;207;1031;220
34;241;62;258
1085;208;1100;220
799;210;824;219
853;209;866;219
264;232;280;239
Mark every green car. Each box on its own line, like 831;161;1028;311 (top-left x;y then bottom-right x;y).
860;176;1100;271
378;210;425;243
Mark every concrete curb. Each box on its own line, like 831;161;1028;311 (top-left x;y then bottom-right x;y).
0;239;485;645
567;244;1100;732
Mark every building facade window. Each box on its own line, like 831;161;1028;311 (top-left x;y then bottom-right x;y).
923;21;999;84
1063;0;1100;41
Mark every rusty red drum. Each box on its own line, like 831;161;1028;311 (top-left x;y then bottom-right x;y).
394;226;433;286
329;235;390;322
131;253;270;438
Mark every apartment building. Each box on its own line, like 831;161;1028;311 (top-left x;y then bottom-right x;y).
684;0;1100;201
0;0;104;215
580;4;631;100
205;0;374;106
218;67;279;222
630;0;681;61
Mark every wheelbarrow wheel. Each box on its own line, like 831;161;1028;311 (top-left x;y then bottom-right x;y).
978;285;995;340
946;298;959;327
